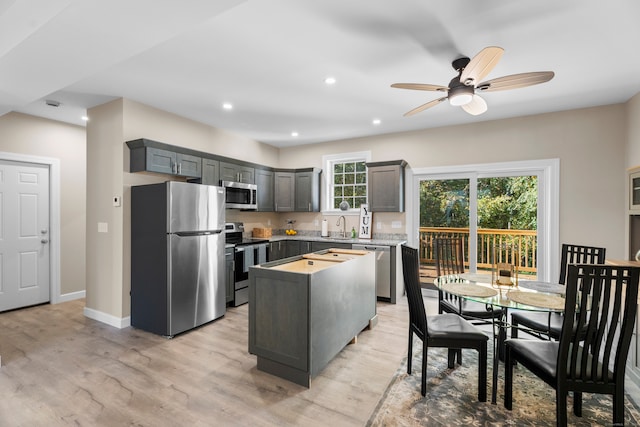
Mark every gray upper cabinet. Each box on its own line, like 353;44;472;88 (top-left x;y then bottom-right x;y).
176;152;202;178
366;160;407;212
220;161;255;184
255;168;274;211
294;168;321;212
201;158;220;186
274;171;295;212
130;145;202;178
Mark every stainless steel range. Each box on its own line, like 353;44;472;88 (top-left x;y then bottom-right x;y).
225;222;269;306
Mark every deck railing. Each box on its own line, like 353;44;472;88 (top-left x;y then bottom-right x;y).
419;227;537;273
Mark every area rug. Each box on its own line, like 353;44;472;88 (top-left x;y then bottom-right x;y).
367;342;640;426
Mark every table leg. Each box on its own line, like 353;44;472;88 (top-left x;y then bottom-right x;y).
491;307;508;405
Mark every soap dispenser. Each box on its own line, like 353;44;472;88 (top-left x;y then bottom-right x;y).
351;226;356;238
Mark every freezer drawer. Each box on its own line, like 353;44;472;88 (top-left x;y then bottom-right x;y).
168;232;225;335
352;244;391;298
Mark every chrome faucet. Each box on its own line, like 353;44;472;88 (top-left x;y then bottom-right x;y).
336;215;346;238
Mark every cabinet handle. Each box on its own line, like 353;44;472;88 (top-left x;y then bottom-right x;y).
177;163;182;174
308;202;311;211
172;161;177;174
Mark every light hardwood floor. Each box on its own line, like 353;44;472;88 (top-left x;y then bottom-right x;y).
0;297;417;427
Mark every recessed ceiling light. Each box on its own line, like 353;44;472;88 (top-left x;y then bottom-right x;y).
324;76;336;85
81;116;89;121
291;131;299;137
222;103;233;110
372;119;381;125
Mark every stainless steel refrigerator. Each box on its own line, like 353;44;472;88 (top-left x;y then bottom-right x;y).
131;181;226;337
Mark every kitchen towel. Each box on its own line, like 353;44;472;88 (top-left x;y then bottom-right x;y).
257;244;267;264
243;247;254;273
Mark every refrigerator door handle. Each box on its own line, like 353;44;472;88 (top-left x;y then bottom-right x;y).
174;230;223;237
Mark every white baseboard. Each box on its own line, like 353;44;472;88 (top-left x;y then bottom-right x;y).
83;306;131;329
57;290;86;303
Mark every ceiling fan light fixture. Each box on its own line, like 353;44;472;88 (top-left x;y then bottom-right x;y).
449;92;473;106
448;82;474;106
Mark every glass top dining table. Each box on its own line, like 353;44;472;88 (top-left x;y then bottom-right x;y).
435;272;566;312
433;272;567;404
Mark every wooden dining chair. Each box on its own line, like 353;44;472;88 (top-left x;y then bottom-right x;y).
510;243;606;340
401;244;488;400
434;237;503;323
505;264;640;426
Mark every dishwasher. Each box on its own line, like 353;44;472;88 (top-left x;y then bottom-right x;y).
352;244;391;299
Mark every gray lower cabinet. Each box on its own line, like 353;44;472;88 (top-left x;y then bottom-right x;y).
269;240;300;260
268;242;283;261
201;158;220;185
300;241;312;255
256;168;275;211
275;171;295;211
366;160;407;212
270;240;352;261
131;146;202;178
310;241;352;252
221;161;254;184
248;250;376;387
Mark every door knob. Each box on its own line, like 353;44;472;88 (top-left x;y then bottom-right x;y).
41;239;49;244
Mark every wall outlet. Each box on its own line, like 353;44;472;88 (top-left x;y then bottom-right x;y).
113;196;121;207
391;221;402;229
314;219;319;226
267;219;271;226
98;222;108;233
377;222;382;230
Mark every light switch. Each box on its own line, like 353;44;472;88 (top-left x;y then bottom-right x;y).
391;221;402;229
113;196;121;207
98;222;108;233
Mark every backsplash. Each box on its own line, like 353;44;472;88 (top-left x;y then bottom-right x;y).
225;210;407;240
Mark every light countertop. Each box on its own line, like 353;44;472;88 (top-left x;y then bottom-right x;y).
267;234;406;246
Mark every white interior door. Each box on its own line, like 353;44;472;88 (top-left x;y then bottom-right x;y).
0;160;50;311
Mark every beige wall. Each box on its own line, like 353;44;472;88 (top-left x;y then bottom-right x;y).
628;93;640;168
280;104;628;258
85;98;280;321
0;112;86;296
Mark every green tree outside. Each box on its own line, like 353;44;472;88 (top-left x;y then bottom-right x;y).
420;176;537;230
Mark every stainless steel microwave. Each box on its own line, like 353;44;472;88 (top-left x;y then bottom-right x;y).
222;181;257;210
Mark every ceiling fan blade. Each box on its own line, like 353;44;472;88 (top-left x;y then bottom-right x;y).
477;71;555;92
391;83;448;92
461;95;487;116
460;46;504;86
404;97;448;117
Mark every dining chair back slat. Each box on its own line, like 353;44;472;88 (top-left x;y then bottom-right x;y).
559;244;606;284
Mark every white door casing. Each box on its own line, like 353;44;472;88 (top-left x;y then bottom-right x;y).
0;160;50;311
407;159;559;282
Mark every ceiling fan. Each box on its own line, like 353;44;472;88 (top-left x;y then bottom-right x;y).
391;46;554;117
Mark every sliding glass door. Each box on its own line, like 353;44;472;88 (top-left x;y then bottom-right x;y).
409;160;559;282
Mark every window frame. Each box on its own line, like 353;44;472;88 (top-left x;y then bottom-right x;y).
407;158;559;282
322;151;371;214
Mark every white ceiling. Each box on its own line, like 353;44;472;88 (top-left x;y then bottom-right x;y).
2;0;640;148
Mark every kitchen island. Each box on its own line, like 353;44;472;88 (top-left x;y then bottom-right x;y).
248;248;376;387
